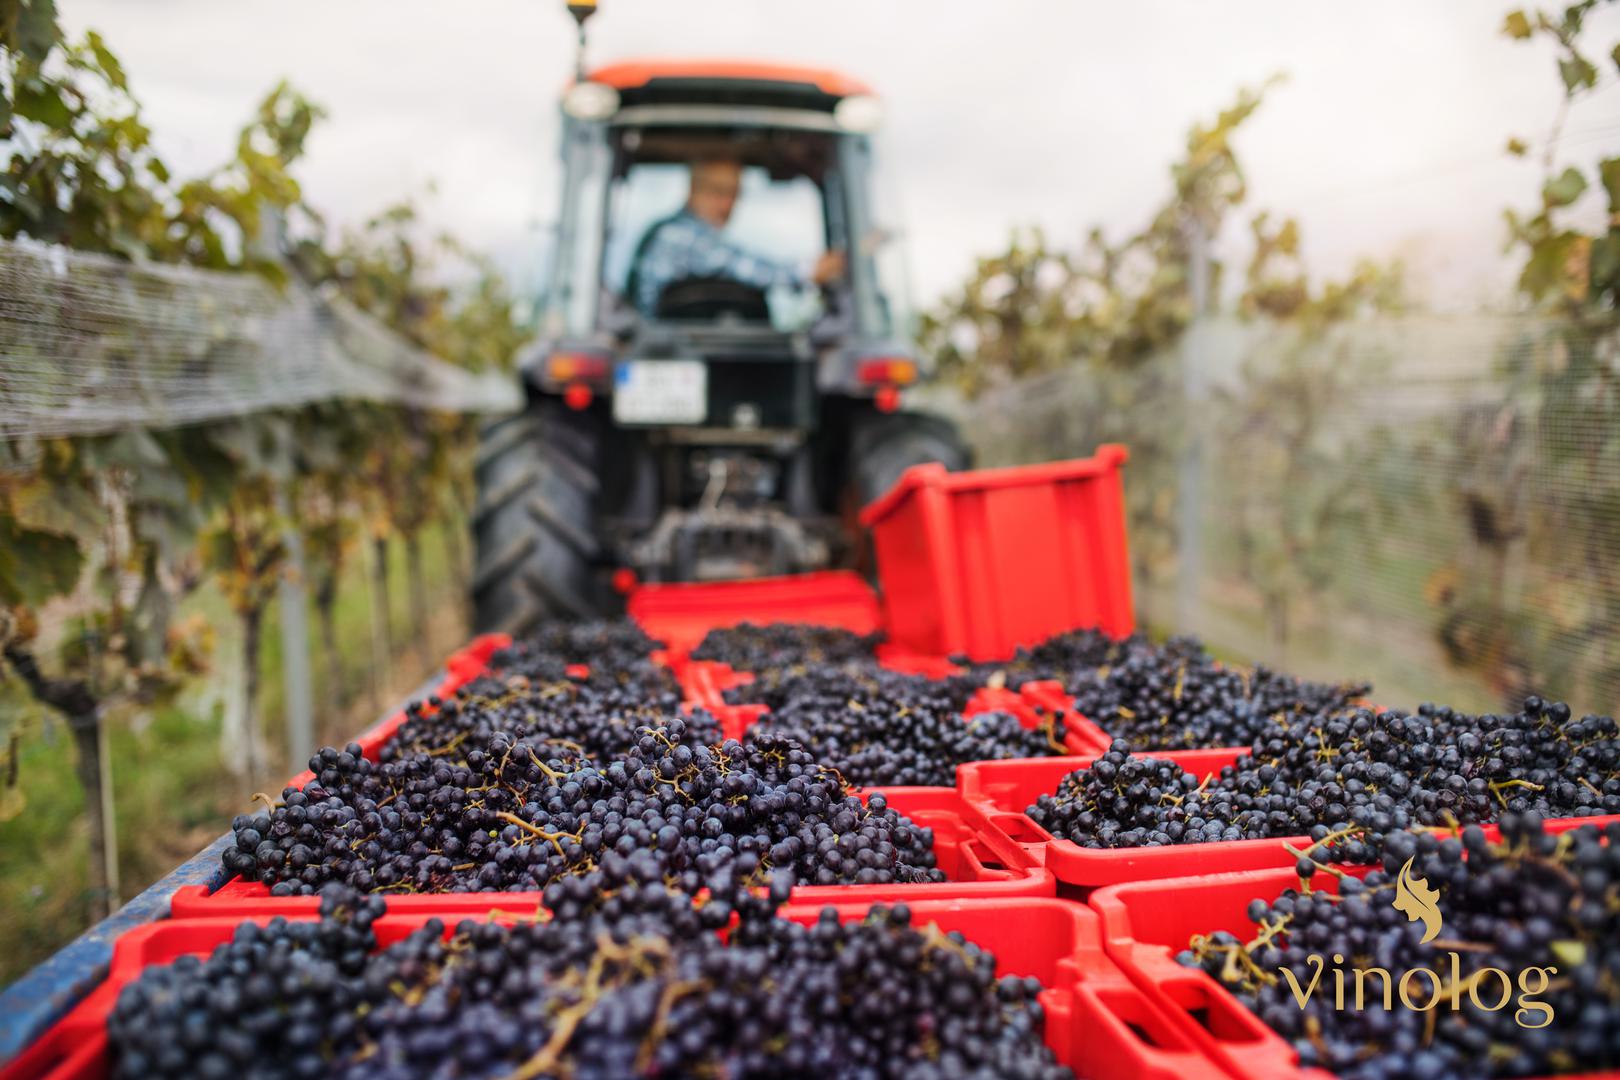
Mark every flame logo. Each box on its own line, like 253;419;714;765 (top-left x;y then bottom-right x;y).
1393;856;1443;944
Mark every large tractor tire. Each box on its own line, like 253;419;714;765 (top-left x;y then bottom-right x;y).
848;410;974;510
471;400;606;634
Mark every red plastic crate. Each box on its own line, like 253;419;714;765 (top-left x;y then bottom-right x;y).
171;786;1055;917
1090;820;1620;1080
3;901;1225;1080
625;570;882;658
1014;676;1384;759
675;660;1097;756
956;750;1339;893
964;748;1620;897
284;634;683;790
674;659;768;734
1018;679;1114;754
963;684;1098;756
860;446;1135;662
872;643;963;678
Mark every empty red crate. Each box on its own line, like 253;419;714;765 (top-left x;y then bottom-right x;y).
1090;819;1620;1080
3;900;1225;1080
171;786;1055;917
626;570;882;658
860;446;1134;662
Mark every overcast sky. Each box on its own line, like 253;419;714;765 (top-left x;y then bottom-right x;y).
64;0;1620;311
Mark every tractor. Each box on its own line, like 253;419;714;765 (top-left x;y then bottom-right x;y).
472;4;970;634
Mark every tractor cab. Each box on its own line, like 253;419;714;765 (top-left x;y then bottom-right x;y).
530;61;916;415
475;56;968;632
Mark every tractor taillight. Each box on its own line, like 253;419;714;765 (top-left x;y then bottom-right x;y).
563;383;594;411
546;351;611;384
856;358;918;386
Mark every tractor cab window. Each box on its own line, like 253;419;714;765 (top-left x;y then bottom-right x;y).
603;162;827;330
598;126;846;332
540;119;910;343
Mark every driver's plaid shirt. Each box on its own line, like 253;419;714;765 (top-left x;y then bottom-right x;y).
631;208;803;316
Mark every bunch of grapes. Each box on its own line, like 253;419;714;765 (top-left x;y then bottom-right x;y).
108;889;388;1079
690;622;884;670
725;660;982;717
1028;699;1620;853
721;662;1068;787
380;677;703;764
111;869;1069;1079
224;715;945;896
1180;817;1620;1079
968;628;1169;690
488;618;676;698
969;627;1369;750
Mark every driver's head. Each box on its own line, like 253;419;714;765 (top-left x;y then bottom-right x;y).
687;158;742;228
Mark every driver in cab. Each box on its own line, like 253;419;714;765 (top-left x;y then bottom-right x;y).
627;158;845;318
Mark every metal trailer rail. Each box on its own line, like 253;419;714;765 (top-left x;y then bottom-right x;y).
0;672;445;1065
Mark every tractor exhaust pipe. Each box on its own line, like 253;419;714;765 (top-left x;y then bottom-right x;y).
566;0;597;80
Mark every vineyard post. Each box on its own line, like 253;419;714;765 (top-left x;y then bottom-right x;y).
93;707;120;910
364;528;391;713
274;478;316;770
1176;213;1212;635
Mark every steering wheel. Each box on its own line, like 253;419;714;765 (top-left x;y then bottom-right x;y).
654;276;771;322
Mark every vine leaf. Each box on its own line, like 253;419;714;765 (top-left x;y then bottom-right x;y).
1559;54;1598;94
11;0;62;64
1599;157;1620;214
0;521;83;607
1543;166;1588;209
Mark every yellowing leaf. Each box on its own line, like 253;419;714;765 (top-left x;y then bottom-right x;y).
1502;10;1533;38
1550;940;1587;967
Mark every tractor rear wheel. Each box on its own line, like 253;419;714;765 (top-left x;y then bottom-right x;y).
848;410;973;509
471;399;607;634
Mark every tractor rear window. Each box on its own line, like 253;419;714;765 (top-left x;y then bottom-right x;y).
604;162;828;328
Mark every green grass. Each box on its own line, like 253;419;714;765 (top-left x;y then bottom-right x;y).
0;523;468;987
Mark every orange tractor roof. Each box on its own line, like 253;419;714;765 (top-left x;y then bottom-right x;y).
587;59;872;98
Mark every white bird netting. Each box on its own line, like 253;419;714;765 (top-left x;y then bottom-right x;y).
948;313;1620;716
0;238;521;439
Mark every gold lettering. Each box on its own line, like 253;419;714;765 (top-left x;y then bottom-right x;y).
1354;966;1393;1010
1468;967;1512;1012
1398;967;1442;1011
1280;954;1325;1009
1515;967;1556;1029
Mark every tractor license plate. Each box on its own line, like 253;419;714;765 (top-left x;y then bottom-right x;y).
613;360;707;425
